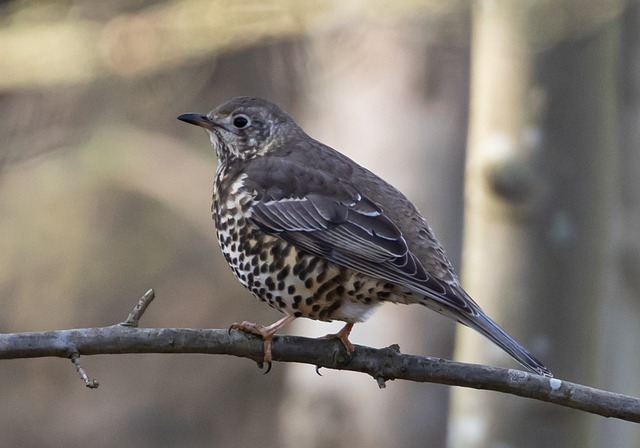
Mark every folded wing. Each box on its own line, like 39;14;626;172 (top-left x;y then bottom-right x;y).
250;187;475;315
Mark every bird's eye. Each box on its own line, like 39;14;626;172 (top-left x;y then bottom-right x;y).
232;114;250;129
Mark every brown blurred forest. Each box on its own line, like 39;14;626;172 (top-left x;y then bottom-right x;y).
1;1;640;447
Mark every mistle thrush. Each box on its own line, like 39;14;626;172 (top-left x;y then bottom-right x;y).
178;97;552;377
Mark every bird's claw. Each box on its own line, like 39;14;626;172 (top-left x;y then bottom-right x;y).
255;360;272;374
229;321;263;335
228;315;297;373
230;321;275;370
320;322;355;355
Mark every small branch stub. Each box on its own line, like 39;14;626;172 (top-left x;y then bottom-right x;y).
121;289;155;327
70;353;99;389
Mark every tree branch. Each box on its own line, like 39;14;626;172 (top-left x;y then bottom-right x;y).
1;291;639;424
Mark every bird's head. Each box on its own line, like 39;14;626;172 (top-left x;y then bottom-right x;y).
178;96;297;163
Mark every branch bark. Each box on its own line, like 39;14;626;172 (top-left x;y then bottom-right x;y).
1;322;639;423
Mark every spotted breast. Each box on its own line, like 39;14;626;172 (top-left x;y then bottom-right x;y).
213;162;401;325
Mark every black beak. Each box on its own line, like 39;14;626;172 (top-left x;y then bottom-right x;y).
177;113;216;130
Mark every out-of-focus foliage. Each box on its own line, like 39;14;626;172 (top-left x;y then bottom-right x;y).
0;0;470;90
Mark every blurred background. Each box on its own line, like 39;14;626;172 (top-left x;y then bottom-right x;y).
1;0;639;447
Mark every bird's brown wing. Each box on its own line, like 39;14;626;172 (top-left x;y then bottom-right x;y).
248;186;477;316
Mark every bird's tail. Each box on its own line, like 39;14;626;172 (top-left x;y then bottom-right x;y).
420;285;553;377
458;309;553;377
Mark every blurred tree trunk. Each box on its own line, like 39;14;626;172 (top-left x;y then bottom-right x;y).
279;22;469;448
450;2;619;447
596;4;640;448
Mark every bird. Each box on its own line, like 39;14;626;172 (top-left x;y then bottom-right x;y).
177;96;552;377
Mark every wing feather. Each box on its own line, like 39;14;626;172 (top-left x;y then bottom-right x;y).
242;156;473;313
249;192;475;311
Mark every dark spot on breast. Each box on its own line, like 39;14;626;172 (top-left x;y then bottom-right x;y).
316;281;333;297
276;266;290;281
326;301;341;314
249;244;262;256
318;302;339;319
270;258;285;272
269;245;280;256
292;261;303;277
306;257;319;273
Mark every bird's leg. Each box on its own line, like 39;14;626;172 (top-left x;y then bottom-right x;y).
230;314;297;365
320;322;355;354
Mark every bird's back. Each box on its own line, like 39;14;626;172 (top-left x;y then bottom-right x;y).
270;131;459;286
